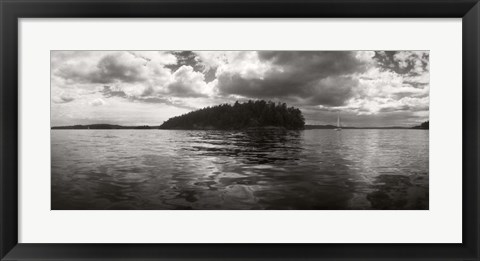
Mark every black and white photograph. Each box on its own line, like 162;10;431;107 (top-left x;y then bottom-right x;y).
51;50;429;210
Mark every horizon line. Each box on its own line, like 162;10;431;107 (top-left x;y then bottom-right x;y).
51;122;428;129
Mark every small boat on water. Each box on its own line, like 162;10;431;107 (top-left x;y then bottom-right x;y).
335;116;342;131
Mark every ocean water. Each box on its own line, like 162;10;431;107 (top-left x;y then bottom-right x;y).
51;129;429;210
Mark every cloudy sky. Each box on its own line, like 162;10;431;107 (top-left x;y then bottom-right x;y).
51;50;429;127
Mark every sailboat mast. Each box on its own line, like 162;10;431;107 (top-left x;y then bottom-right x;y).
337;116;340;128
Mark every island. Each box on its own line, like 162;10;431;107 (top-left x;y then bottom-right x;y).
51;124;153;130
159;100;305;130
411;121;429;129
51;106;429;131
305;121;429;130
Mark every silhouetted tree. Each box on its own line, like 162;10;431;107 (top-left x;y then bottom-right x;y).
160;100;305;130
412;121;429;129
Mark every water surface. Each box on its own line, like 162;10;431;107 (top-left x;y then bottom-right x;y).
51;129;428;210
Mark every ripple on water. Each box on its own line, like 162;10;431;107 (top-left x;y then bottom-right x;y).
51;129;429;210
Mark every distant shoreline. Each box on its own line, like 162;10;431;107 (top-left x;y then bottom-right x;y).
51;124;429;130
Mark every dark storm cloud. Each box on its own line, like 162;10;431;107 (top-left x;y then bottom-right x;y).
165;51;201;72
306;76;359;106
258;51;366;77
373;51;397;70
373;51;414;74
216;51;368;107
374;51;429;76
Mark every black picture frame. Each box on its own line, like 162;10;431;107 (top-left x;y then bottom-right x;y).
1;0;479;260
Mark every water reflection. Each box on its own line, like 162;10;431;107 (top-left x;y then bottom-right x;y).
367;173;429;209
51;129;428;210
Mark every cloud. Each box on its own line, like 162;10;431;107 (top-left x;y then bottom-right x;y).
307;76;358;106
347;64;429;115
51;50;429;126
52;51;214;104
302;106;427;127
101;86;127;98
209;51;370;107
52;95;75;104
51;87;84;104
90;53;150;83
90;98;106;106
167;65;212;98
375;51;429;75
54;51;174;84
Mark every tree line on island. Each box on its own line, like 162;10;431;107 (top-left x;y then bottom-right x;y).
51;100;429;130
306;121;429;130
51;124;152;130
160;100;305;130
412;121;429;129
